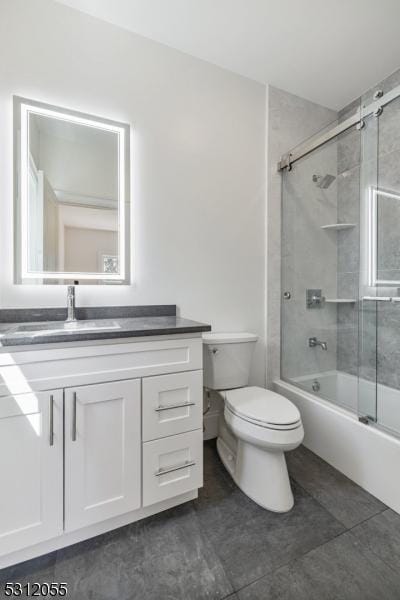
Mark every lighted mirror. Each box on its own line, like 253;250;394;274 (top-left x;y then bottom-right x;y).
367;186;400;286
14;96;130;284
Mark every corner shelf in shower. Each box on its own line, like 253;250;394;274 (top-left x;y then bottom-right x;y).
325;298;357;303
320;223;356;231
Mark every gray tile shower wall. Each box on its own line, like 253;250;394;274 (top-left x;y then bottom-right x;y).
267;86;336;386
336;122;361;379
281;136;339;381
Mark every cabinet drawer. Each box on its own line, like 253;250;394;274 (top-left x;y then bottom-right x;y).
142;430;203;507
142;371;203;441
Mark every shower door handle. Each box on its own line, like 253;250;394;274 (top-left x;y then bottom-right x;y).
362;296;392;302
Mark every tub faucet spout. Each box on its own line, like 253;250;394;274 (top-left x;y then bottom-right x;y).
308;337;327;351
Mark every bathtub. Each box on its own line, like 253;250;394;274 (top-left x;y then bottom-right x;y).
290;370;400;436
274;375;400;514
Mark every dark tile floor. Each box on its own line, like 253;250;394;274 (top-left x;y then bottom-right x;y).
1;441;399;600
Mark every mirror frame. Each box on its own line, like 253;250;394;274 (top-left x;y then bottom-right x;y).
13;96;131;285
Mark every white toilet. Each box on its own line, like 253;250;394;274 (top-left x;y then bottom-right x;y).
203;332;304;512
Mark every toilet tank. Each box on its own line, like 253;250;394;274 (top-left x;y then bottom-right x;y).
202;332;258;390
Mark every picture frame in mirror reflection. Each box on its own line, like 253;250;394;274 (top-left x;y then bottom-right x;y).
14;96;131;284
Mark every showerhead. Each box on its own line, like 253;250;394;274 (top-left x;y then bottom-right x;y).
312;174;336;189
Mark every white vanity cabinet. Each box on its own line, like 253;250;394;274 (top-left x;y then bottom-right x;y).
0;390;63;556
0;334;204;568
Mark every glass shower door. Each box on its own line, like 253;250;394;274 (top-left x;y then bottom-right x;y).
281;136;340;403
281;87;400;433
358;112;379;423
281;122;361;412
361;93;400;435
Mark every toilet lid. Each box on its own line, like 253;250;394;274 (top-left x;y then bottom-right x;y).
224;386;301;429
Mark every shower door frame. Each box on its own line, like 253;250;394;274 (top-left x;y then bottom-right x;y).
277;84;400;172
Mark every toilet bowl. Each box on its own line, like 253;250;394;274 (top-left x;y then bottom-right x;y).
203;333;304;512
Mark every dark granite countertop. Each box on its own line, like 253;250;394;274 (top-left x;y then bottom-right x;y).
0;306;211;347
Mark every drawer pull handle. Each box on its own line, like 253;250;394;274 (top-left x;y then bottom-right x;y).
49;394;54;447
155;460;196;477
72;392;77;442
154;401;195;412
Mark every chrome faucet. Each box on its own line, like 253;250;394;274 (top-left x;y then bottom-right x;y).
66;285;77;322
308;337;327;351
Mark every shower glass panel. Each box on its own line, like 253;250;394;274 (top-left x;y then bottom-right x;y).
281;120;362;413
366;94;400;436
358;112;379;423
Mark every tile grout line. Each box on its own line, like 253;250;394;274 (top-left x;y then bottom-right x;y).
232;505;394;598
191;501;242;597
201;449;390;597
190;503;238;599
199;473;350;597
345;507;400;580
224;469;388;595
345;505;389;533
289;473;387;531
200;486;348;597
230;525;365;598
288;477;352;530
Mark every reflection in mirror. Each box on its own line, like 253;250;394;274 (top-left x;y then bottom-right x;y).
367;186;400;286
14;97;130;284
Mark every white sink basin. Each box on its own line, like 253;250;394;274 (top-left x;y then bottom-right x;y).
12;320;121;336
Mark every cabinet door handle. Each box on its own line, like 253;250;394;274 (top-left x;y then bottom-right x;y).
154;460;196;477
49;394;54;447
72;392;77;442
154;401;195;412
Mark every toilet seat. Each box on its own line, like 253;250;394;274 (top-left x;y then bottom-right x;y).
224;386;301;431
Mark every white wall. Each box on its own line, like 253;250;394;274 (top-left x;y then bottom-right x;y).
64;227;117;273
0;0;266;384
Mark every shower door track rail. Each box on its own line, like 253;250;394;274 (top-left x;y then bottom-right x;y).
277;83;400;171
363;296;400;303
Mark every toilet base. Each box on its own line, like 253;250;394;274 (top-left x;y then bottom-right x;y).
217;431;295;513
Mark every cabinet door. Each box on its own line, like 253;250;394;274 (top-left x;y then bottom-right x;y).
142;371;203;441
0;390;63;558
65;379;141;531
